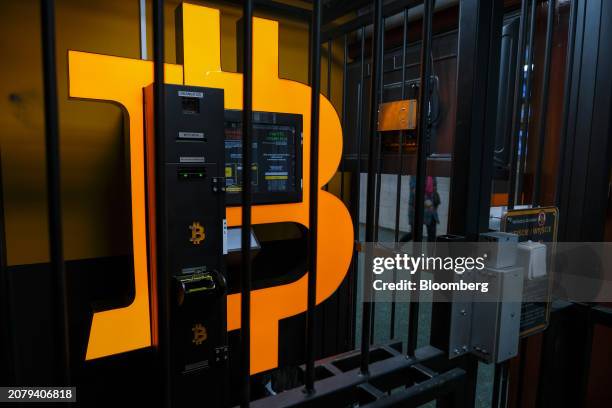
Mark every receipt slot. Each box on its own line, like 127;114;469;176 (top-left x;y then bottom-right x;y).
144;84;228;406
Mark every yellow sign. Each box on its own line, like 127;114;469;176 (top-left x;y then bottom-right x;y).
192;323;208;346
189;222;205;245
68;3;353;374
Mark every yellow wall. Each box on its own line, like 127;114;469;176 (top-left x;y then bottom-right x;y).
0;0;344;266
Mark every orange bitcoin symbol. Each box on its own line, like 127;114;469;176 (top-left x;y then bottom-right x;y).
68;3;353;374
189;222;205;245
192;323;208;345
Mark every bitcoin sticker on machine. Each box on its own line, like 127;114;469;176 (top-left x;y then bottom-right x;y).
67;2;353;375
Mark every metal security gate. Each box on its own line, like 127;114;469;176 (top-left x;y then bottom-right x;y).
2;0;599;407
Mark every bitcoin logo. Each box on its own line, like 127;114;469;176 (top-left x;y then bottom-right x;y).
192;323;207;345
189;222;205;245
69;3;353;370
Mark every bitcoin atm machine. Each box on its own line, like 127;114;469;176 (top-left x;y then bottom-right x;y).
144;84;229;406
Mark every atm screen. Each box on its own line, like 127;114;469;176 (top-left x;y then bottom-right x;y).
224;111;302;205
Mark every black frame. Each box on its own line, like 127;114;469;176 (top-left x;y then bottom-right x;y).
223;110;303;207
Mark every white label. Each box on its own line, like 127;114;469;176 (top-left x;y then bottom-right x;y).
178;91;203;98
179;156;206;163
178;131;205;140
222;219;228;255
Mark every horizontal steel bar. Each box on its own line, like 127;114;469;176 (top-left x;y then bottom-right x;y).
248;346;444;407
361;367;466;408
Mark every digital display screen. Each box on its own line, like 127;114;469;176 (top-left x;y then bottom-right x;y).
224;122;300;204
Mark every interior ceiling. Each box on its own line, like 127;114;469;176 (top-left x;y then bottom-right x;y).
294;0;460;27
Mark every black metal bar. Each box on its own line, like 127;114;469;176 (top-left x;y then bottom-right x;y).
339;33;349;349
393;9;409;245
492;362;502;407
390;8;409;342
241;0;254;406
327;39;332;99
557;0;611;242
514;340;529;408
373;18;386;243
577;305;595;408
40;0;70;385
357;26;366;195
515;0;537;205
322;38;332;193
370;16;386;345
499;361;509;407
407;0;434;357
411;0;434;244
0;152;13;385
361;0;384;375
152;0;170;405
554;0;579;208
434;2;503;405
508;0;529;209
357;26;366;187
532;0;555;206
305;0;322;394
340;34;348;202
492;361;509;407
455;2;503;268
348;27;366;350
250;345;446;407
360;368;466;408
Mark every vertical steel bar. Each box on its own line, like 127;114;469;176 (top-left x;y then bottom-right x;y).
340;34;348;202
139;0;148;60
323;39;332;192
514;3;542;400
241;0;253;406
407;0;434;357
532;0;555;206
370;16;386;344
394;9;409;244
327;39;332;99
555;0;579;207
339;33;350;348
0;152;14;385
305;0;321;394
152;0;170;405
492;361;509;407
357;27;366;183
390;8;409;341
361;0;384;374
516;0;537;205
373;18;386;242
348;27;366;349
508;0;529;209
40;0;70;385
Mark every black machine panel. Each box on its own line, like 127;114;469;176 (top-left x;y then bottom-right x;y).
144;84;228;407
223;110;302;206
